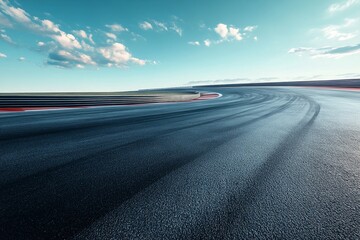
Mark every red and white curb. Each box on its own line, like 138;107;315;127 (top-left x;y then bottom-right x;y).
193;92;222;101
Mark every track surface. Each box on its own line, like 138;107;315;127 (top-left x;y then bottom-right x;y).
0;87;359;239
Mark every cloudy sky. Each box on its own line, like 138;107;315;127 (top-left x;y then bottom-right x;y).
0;0;360;92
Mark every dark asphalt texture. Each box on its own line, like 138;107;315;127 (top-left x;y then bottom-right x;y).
0;87;359;239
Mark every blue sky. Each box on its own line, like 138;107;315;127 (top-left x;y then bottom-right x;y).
0;0;360;92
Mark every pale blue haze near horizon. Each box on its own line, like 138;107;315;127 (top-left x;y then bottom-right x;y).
0;0;360;92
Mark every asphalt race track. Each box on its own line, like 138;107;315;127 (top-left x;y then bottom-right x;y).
0;87;359;239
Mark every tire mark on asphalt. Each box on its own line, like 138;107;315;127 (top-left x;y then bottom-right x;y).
189;95;320;239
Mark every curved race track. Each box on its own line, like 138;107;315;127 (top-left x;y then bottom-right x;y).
0;87;359;239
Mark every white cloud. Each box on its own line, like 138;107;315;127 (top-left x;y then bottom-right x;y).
98;42;131;65
37;41;45;46
41;19;60;33
214;23;228;38
0;52;6;58
321;18;358;41
81;40;94;51
105;32;117;40
52;32;82;49
322;26;355;41
10;14;82;50
73;29;87;39
139;21;153;30
88;34;95;44
288;43;360;58
60;50;94;65
170;23;182;36
130;57;146;65
78;53;94;65
244;26;258;32
328;0;359;13
229;27;242;40
204;39;211;47
96;43;147;67
153;21;168;31
288;47;318;55
139;19;183;36
214;23;243;41
188;41;200;46
199;23;256;47
18;56;25;61
0;1;31;23
0;32;13;43
105;23;127;32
